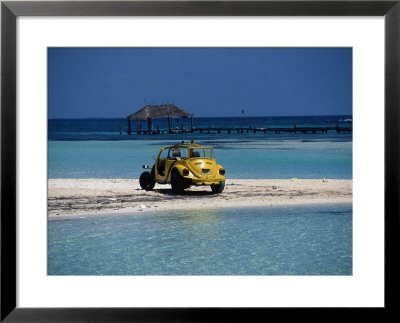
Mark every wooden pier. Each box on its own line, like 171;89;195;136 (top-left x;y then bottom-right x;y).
125;104;352;135
126;125;352;135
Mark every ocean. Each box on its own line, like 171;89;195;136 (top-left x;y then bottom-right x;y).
48;115;352;179
48;115;352;275
48;204;352;276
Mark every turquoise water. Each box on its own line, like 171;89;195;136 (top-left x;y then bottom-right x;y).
48;116;352;276
48;116;352;179
48;136;352;179
48;204;352;275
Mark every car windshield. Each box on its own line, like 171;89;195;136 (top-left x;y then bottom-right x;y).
168;147;188;159
191;148;213;158
160;146;213;159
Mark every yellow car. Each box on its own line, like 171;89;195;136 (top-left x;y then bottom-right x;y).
139;141;226;194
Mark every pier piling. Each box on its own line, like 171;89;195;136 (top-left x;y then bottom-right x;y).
124;125;352;135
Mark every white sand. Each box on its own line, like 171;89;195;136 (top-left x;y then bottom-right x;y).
48;178;352;218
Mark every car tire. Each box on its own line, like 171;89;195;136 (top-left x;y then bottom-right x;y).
139;171;155;191
211;181;225;194
171;169;185;194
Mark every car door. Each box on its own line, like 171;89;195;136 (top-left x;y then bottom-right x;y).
164;148;180;182
155;148;169;181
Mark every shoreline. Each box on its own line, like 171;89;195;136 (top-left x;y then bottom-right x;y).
49;201;353;221
48;178;352;219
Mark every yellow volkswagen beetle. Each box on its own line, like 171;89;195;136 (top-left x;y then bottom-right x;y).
139;141;226;194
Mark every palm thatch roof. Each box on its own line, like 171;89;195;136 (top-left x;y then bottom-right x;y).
127;104;192;121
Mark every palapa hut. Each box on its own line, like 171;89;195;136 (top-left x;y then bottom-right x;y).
126;104;193;134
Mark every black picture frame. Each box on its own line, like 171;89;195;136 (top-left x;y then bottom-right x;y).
1;0;399;321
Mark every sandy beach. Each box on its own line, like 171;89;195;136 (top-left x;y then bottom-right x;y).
48;178;352;218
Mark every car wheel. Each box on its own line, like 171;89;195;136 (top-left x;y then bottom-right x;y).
211;181;225;194
171;169;185;194
139;171;155;191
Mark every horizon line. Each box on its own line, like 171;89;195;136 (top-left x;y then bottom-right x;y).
48;114;353;120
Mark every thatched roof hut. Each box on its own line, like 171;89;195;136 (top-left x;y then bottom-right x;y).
127;104;191;121
126;104;193;134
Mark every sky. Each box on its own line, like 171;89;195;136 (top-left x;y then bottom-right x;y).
48;47;352;118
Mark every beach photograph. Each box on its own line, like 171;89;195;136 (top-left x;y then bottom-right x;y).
48;47;352;276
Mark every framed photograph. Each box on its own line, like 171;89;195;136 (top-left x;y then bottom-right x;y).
1;0;398;321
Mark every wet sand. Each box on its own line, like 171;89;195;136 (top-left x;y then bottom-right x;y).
48;178;352;218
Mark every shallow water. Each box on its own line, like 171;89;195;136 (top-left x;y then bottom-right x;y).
48;204;352;276
48;116;352;179
48;136;352;179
